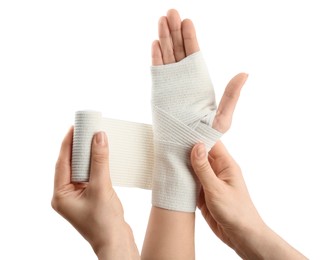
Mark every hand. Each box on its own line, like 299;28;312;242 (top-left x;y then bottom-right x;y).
51;128;139;260
191;141;262;248
191;141;307;259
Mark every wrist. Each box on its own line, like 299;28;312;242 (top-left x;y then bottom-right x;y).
230;221;306;260
94;221;139;260
230;220;270;259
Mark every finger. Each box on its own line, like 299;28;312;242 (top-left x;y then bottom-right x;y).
151;40;163;66
54;127;73;190
197;186;206;209
191;143;220;191
208;140;231;159
167;9;186;61
212;73;248;133
158;16;176;64
89;132;112;189
208;141;238;175
182;18;200;56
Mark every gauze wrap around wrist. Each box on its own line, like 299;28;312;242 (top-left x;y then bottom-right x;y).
151;51;222;212
71;51;222;212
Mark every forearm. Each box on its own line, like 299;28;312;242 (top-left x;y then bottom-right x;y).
141;206;195;260
232;222;307;260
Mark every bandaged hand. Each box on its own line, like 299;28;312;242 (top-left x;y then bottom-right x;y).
52;128;139;260
151;51;248;212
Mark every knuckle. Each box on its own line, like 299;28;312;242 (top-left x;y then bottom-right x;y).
224;87;240;99
198;160;211;173
92;152;108;165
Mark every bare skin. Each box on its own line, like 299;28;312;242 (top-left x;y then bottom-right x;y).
141;9;248;260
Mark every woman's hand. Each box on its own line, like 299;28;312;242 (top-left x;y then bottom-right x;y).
52;128;140;260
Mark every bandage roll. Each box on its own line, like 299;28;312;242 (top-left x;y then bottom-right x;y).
72;111;102;182
72;111;154;189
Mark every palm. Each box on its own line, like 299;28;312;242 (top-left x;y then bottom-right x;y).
57;183;86;198
198;179;235;248
151;10;247;136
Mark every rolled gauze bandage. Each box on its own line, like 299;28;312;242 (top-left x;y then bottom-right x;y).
72;111;154;189
151;51;222;212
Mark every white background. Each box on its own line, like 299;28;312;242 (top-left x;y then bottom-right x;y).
0;0;329;259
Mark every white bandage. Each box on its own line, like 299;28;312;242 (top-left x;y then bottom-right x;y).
151;51;222;212
71;51;222;212
72;111;154;189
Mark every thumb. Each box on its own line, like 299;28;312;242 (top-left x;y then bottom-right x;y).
89;131;112;189
191;143;219;190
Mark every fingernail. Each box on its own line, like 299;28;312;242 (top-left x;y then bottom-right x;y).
196;144;206;159
95;132;105;145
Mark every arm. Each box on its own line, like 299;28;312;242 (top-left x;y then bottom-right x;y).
190;141;307;260
142;9;248;259
234;223;307;260
141;208;195;260
51;128;140;259
141;10;198;260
